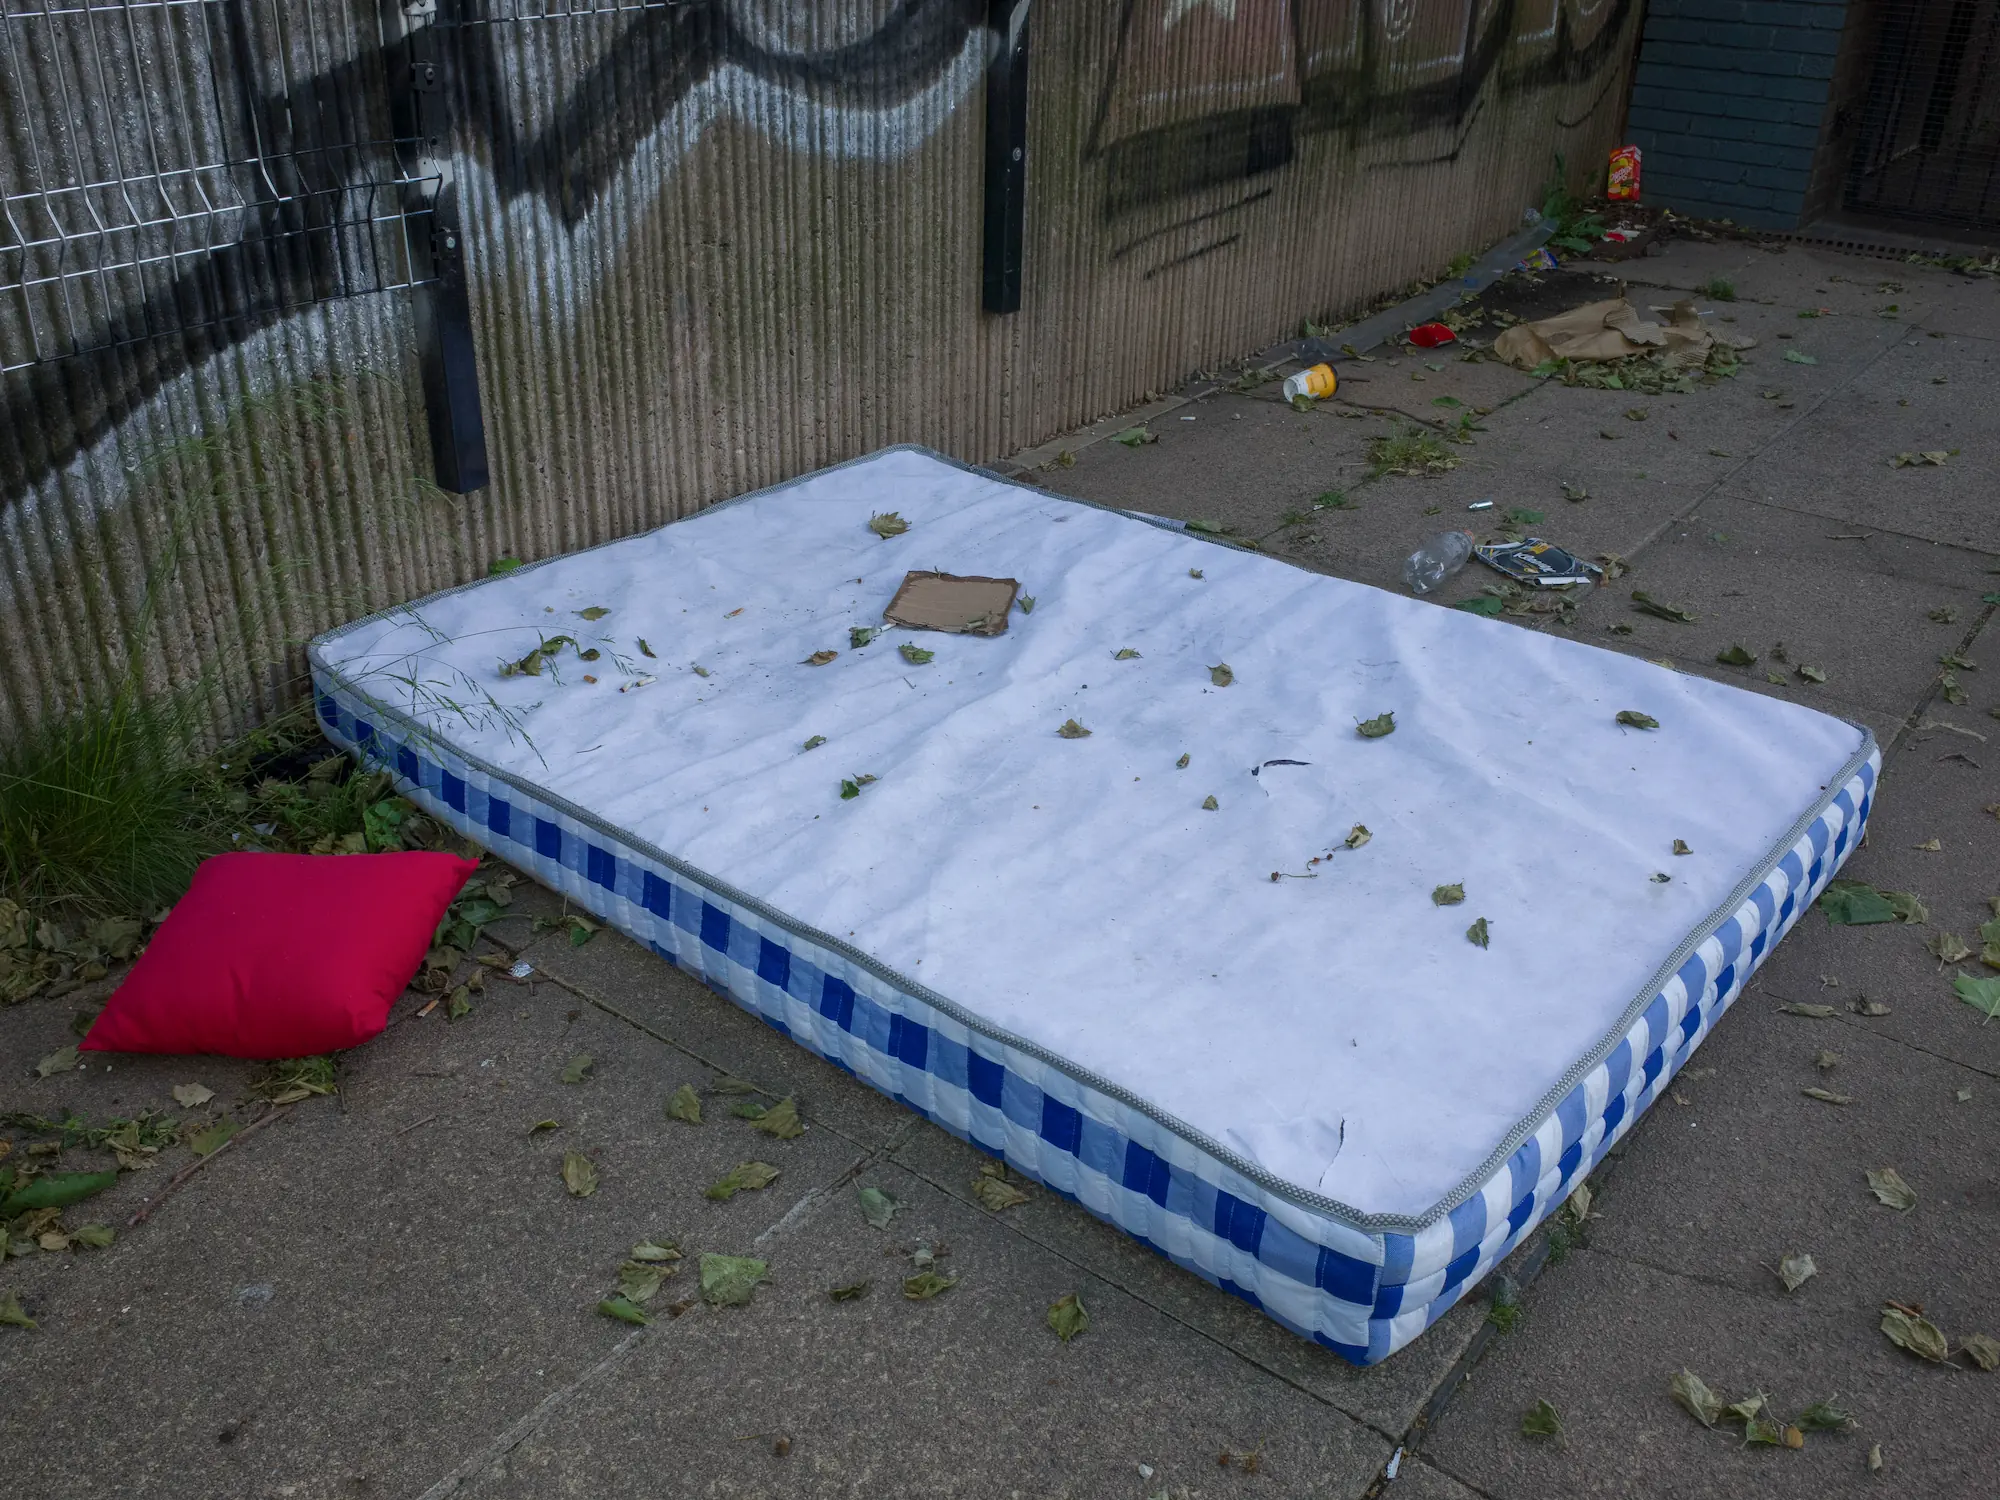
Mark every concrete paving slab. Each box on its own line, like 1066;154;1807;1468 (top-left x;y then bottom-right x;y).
887;1116;1490;1441
0;984;873;1500
449;1153;1394;1500
1718;331;2000;550
1422;1246;1996;1500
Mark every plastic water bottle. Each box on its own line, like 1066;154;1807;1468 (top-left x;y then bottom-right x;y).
1401;531;1474;594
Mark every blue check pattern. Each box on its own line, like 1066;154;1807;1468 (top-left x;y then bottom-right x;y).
315;672;1877;1365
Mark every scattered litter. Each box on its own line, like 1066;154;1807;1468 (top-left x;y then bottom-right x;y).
884;572;1019;636
1475;539;1603;588
1606;144;1642;200
1517;246;1559;273
508;959;534;980
1467;499;1495;511
1281;363;1338;401
1406;323;1456;348
1494;297;1750;370
1402;530;1474;594
1385;1446;1403;1479
618;675;656;694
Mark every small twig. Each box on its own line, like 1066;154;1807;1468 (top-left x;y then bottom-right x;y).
127;1105;290;1227
395;1113;438;1138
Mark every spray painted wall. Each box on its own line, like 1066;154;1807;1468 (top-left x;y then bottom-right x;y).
0;0;1638;741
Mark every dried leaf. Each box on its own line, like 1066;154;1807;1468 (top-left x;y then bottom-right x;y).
1779;1003;1837;1018
1200;795;1219;811
828;1281;870;1302
1866;1166;1917;1211
1955;972;2000;1020
803;650;838;666
1188;568;1203;579
617;1260;666;1304
638;638;656;658
972;1163;1029;1212
561;1151;599;1198
1716;645;1759;666
1881;1305;1950;1362
700;1253;769;1306
528;1119;560;1135
597;1294;651;1326
898;643;934;665
1671;839;1692;856
1776;1252;1817;1292
1113;426;1156;447
1851;997;1893;1017
1018;595;1036;613
1176;753;1190;769
1722;1393;1765;1425
1797;664;1827;684
171;1083;214;1109
1670;1369;1724;1427
665;1084;703;1125
1356;711;1396;739
1047;1292;1090;1342
578;606;611;621
1616;710;1660;729
704;1161;780;1202
1743;1415;1784;1447
0;1290;36;1330
561;1055;594;1085
1057;719;1092;739
1432;883;1465;906
1796;1400;1854;1431
34;1046;78;1078
750;1096;805;1140
1631;590;1696;623
1520;1399;1562;1439
1343;824;1372;850
1467;917;1491;949
711;1076;760;1095
1783;349;1817;365
71;1223;113;1249
902;1271;958;1300
868;512;910;539
1960;1333;2000;1370
1884;890;1929;925
1815;1050;1843;1071
1929;931;1974;964
187;1120;239;1158
1801;1086;1852;1105
1868;1444;1883;1472
857;1185;900;1230
630;1238;681;1263
1209;663;1234;687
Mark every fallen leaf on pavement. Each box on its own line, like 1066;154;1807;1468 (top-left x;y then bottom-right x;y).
1801;1087;1852;1105
1208;663;1234;687
1929;931;1974;964
1057;719;1092;739
597;1294;650;1326
972;1163;1029;1212
903;1272;958;1300
1881;1304;1950;1362
1113;426;1156;447
1048;1292;1090;1342
705;1161;780;1201
1777;1252;1817;1292
1114;648;1141;660
630;1238;681;1263
1671;1369;1724;1427
71;1224;114;1249
0;1291;36;1329
750;1097;806;1140
828;1281;870;1302
1716;645;1758;666
1783;349;1817;365
1467;917;1491;949
858;1185;900;1230
1959;1333;2000;1370
1817;879;1897;925
561;1055;594;1085
1355;712;1396;739
34;1047;78;1078
1631;591;1695;622
1869;1443;1884;1471
577;606;611;621
898;643;934;665
803;650;838;666
1797;664;1827;683
562;1151;599;1198
171;1084;214;1108
868;512;910;538
1851;997;1892;1017
1779;1002;1838;1018
617;1261;666;1304
1795;1400;1854;1431
1673;839;1692;855
1743;1415;1784;1446
1201;795;1219;811
1955;972;2000;1020
1616;710;1659;729
1433;883;1465;906
666;1084;702;1124
186;1121;239;1158
1866;1167;1917;1211
1815;1050;1843;1071
1521;1399;1562;1439
701;1253;769;1306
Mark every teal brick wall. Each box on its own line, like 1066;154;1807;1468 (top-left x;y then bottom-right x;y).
1626;0;1851;228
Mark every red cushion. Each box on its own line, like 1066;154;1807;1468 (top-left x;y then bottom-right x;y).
81;851;477;1059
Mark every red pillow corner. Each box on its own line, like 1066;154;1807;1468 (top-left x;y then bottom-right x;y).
82;851;478;1060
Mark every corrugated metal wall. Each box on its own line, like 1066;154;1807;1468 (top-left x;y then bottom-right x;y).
0;0;1640;745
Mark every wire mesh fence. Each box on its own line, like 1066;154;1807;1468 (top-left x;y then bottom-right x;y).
0;0;439;372
1846;0;2000;229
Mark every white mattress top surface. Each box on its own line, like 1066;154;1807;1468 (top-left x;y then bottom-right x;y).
319;449;1866;1219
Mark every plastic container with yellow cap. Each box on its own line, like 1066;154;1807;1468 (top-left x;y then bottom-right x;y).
1280;363;1338;402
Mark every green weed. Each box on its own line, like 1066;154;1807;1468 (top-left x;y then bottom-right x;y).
1696;276;1737;302
1367;424;1460;476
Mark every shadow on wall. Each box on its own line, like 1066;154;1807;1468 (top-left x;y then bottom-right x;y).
2;0;1633;508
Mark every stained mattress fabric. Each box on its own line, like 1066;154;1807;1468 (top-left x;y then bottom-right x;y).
311;446;1875;1362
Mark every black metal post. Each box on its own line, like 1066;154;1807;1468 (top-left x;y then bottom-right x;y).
385;0;489;493
982;0;1031;315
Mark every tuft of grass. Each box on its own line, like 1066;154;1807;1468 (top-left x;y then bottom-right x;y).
1447;250;1474;278
1696;276;1737;302
1367;424;1460;476
1539;154;1605;255
0;691;225;918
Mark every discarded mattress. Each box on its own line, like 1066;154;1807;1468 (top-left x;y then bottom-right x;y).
309;446;1876;1364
